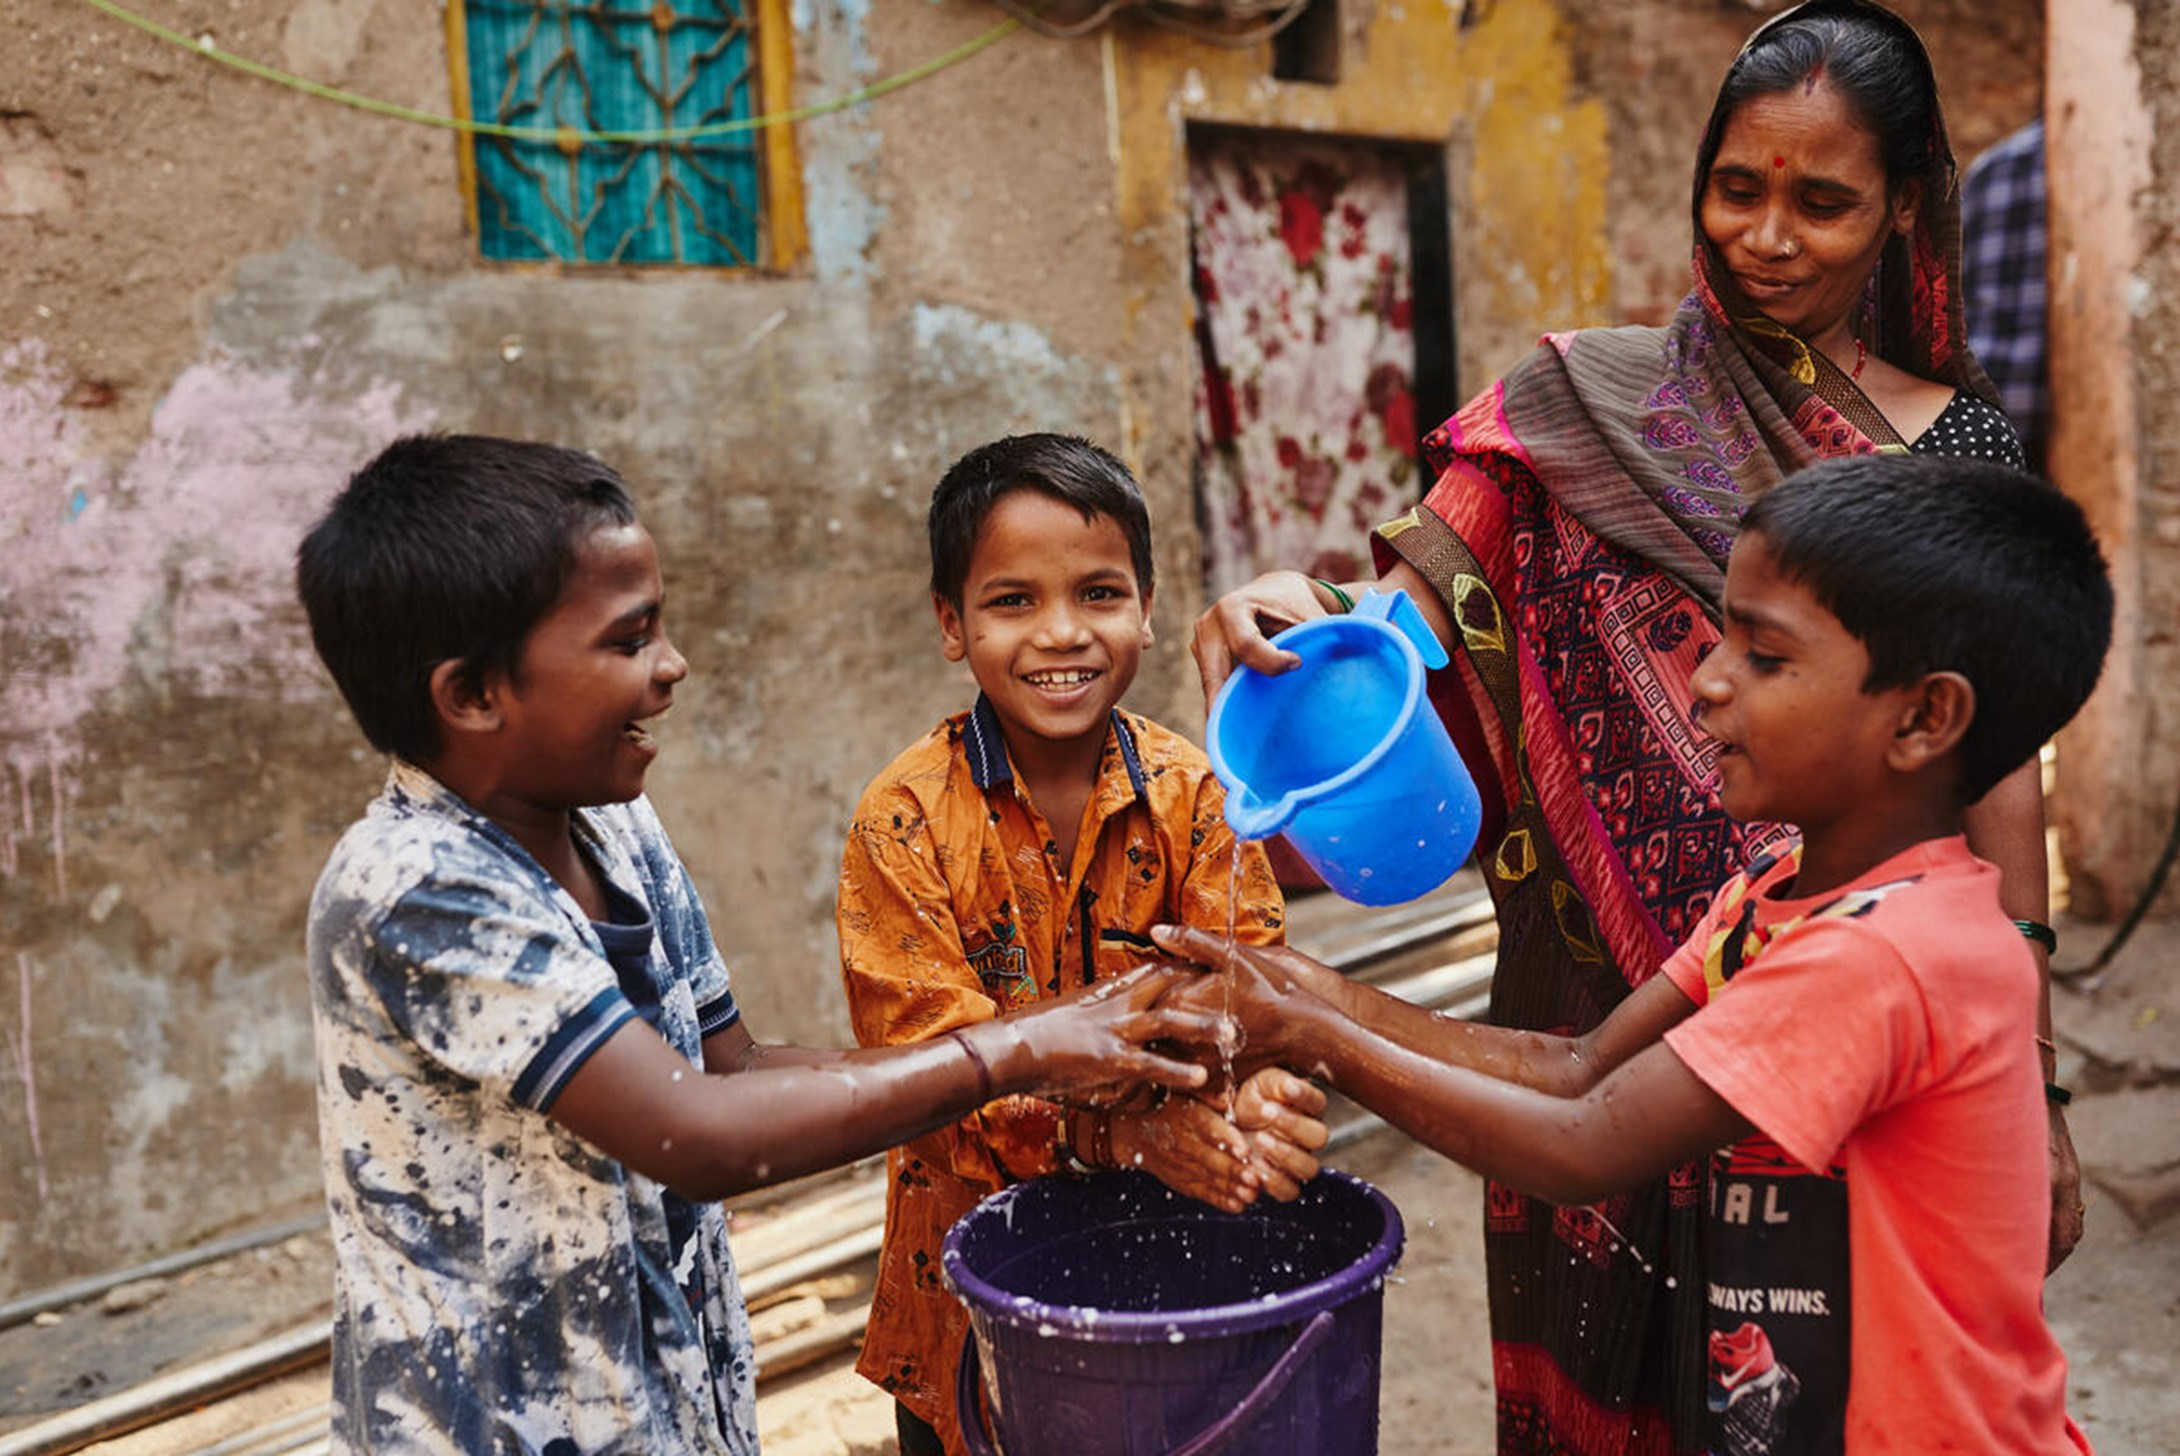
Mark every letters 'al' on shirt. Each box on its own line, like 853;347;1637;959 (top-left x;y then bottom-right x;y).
1661;836;2088;1455
836;698;1283;1441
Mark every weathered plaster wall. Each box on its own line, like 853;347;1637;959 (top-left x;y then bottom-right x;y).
0;0;2042;1293
2046;0;2180;921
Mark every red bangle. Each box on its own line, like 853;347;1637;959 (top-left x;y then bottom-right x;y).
1089;1110;1115;1170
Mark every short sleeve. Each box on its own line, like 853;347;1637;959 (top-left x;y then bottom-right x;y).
1658;925;1710;1006
1662;917;1931;1174
366;870;635;1111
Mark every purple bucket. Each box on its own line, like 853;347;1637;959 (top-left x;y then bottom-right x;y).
942;1169;1405;1456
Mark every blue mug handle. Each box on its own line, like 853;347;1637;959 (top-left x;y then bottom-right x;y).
1223;784;1302;841
1354;588;1451;669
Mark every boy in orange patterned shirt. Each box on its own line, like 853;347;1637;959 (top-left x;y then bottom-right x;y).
838;433;1329;1455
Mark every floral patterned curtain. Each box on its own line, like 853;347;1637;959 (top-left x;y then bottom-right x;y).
1189;131;1419;597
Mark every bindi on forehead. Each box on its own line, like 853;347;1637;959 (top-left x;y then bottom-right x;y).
1774;155;1787;168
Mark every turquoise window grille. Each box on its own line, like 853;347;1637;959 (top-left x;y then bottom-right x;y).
459;0;764;266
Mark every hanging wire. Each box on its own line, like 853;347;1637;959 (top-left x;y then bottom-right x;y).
2058;786;2180;992
1140;0;1316;47
74;0;1023;145
993;0;1314;48
990;0;1130;39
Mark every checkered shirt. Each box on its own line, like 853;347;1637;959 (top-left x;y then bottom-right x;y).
1960;120;2049;472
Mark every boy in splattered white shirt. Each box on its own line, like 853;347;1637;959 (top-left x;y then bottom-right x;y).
297;435;1222;1454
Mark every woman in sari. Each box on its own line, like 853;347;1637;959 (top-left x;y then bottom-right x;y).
1189;3;2080;1452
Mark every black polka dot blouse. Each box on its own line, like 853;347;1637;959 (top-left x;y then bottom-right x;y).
1911;392;2026;469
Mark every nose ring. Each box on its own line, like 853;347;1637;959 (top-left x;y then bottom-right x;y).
1776;238;1800;259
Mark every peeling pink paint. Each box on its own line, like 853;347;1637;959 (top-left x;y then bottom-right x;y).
46;749;65;898
1;339;433;768
11;952;48;1204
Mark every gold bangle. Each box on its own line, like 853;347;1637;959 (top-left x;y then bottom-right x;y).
1055;1107;1095;1176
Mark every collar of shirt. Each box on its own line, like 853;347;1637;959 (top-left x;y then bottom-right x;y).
961;693;1150;807
384;757;641;954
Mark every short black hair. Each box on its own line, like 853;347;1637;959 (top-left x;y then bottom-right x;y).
928;434;1154;608
1741;455;2112;803
296;434;638;765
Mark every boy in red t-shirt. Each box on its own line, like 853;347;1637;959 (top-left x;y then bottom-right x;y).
1160;454;2110;1453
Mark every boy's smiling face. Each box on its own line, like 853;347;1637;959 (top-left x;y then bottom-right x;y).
485;520;687;815
1691;529;1921;834
936;488;1153;761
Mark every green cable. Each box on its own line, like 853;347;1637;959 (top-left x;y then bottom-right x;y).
75;0;1023;146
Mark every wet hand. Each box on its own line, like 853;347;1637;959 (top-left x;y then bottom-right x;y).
1231;1066;1329;1201
1148;925;1342;1059
1110;1093;1265;1215
997;963;1218;1102
1190;569;1323;704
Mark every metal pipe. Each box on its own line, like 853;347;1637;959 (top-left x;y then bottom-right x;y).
0;1213;326;1334
0;1322;330;1456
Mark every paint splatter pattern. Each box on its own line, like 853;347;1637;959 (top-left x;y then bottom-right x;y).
305;761;757;1454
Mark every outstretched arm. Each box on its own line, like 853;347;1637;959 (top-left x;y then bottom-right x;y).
551;964;1216;1202
1157;924;1698;1097
1152;925;1735;1204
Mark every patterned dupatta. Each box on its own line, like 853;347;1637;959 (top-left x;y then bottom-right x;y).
1370;5;1999;1452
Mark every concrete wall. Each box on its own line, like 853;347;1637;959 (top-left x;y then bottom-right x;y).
2046;0;2180;925
0;0;2041;1292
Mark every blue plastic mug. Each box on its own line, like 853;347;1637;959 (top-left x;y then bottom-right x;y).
1207;588;1481;906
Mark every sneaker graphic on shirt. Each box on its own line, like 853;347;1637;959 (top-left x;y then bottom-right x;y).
1708;1322;1801;1454
1709;1321;1774;1403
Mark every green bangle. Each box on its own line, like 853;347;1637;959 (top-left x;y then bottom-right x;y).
1313;579;1356;614
2045;1081;2073;1107
2013;919;2059;955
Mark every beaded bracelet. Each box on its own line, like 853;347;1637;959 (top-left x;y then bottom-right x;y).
1313;578;1356;614
2013;918;2059;955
